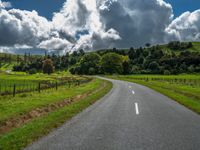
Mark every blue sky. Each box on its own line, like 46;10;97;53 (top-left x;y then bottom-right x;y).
165;0;200;17
6;0;200;19
6;0;66;20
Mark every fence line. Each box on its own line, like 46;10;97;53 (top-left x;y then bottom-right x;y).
0;78;92;97
126;77;200;87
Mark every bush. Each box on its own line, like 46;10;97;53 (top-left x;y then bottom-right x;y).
148;61;159;71
101;53;123;74
13;65;22;72
69;67;76;74
79;53;101;74
28;68;37;74
163;70;171;75
122;61;131;74
88;67;96;75
42;59;55;74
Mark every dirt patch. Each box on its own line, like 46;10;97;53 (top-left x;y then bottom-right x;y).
0;81;107;135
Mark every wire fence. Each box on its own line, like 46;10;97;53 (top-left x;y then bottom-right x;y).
0;78;92;97
126;77;200;87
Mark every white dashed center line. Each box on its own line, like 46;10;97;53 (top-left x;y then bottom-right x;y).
135;103;139;115
132;90;135;95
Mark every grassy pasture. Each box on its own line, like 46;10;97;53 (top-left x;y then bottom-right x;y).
0;72;91;96
0;79;39;95
108;74;200;114
0;69;113;150
0;78;112;150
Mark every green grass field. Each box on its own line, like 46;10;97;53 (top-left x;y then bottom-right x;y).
188;42;200;52
0;72;91;96
107;75;200;114
0;77;112;150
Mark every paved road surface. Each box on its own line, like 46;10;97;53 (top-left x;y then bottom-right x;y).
25;77;200;150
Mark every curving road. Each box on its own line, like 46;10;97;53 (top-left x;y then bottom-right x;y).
25;77;200;150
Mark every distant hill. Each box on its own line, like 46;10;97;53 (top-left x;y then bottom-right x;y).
156;42;200;53
0;41;200;56
0;48;65;56
97;41;200;54
1;41;200;75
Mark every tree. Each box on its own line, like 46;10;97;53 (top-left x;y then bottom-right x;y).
180;62;187;72
28;68;37;74
148;61;160;73
112;47;117;52
88;67;96;75
188;65;195;73
101;53;123;74
163;70;171;75
138;56;144;64
188;42;193;48
79;53;101;74
69;57;77;65
131;65;141;74
24;53;28;63
79;49;85;56
122;61;131;74
69;67;76;74
69;53;101;75
128;47;135;60
145;43;151;47
42;59;54;74
72;51;78;57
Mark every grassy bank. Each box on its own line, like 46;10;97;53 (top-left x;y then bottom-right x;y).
0;72;91;96
0;78;112;150
107;75;200;114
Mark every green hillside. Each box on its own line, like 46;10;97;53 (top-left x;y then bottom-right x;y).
0;41;200;75
188;42;200;52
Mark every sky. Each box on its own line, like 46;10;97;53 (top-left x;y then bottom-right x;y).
7;0;200;19
165;0;200;17
0;0;200;54
4;0;66;20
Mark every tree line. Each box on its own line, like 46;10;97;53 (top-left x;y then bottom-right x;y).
1;41;199;75
70;42;200;75
11;50;85;74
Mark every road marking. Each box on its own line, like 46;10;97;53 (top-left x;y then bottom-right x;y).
132;90;135;95
135;103;139;115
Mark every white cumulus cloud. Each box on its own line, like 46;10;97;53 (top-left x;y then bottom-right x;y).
166;10;200;41
0;0;11;9
52;0;121;50
0;9;52;47
0;0;200;53
98;0;173;47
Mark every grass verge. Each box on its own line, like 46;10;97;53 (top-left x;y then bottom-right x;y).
0;79;112;150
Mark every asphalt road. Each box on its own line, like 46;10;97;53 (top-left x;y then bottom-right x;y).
25;77;200;150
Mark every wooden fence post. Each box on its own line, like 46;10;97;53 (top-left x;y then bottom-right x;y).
13;84;16;97
38;82;41;93
56;82;58;90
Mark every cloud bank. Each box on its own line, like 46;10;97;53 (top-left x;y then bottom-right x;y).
0;0;11;9
0;0;200;53
166;10;200;41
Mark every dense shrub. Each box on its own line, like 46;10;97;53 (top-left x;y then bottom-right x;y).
28;68;37;74
42;59;55;74
101;53;123;74
163;70;171;75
